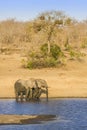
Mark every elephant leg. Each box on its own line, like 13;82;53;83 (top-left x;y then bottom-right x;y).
25;88;30;101
33;88;40;99
26;87;33;101
32;88;36;99
22;91;26;101
20;92;23;101
29;88;32;100
36;88;42;99
15;92;19;102
46;88;48;101
36;88;48;100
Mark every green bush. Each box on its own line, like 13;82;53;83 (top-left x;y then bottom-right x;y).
44;57;58;67
69;50;85;60
81;40;87;48
26;57;58;69
40;43;63;59
25;43;64;69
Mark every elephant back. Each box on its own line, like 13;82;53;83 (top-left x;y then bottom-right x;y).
14;79;27;92
26;78;36;88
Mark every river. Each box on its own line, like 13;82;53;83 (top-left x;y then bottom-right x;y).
0;98;87;130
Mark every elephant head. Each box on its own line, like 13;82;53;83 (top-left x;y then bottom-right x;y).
34;79;48;100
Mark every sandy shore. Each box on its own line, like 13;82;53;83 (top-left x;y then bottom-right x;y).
0;53;87;98
0;114;56;125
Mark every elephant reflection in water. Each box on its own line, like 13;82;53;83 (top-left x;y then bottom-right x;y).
14;78;48;101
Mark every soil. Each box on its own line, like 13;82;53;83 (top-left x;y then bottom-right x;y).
0;114;56;125
0;52;87;98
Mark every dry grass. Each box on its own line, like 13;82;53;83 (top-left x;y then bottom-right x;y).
0;15;87;55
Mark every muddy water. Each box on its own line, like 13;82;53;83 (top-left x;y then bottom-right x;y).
0;98;87;130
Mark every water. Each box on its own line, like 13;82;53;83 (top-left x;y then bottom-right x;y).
0;98;87;130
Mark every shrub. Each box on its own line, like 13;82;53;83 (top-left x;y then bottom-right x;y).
40;43;63;59
69;50;85;60
81;40;87;48
25;43;64;69
44;57;58;67
26;56;59;69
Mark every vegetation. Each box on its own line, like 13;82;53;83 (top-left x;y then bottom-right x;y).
0;11;87;68
25;43;63;69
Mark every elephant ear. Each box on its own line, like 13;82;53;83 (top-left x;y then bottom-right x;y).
35;79;48;88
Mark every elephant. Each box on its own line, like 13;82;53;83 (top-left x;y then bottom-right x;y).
14;78;48;101
14;78;36;101
33;79;48;100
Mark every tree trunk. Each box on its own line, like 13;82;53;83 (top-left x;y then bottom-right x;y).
48;41;50;54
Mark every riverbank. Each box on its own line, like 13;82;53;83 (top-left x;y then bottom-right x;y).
0;53;87;98
0;114;56;125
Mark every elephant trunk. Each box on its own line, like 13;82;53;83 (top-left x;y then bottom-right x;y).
46;88;48;101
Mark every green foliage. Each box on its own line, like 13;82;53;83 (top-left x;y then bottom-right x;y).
65;18;72;25
44;57;58;67
54;19;63;25
50;44;62;59
40;43;48;56
22;42;85;69
69;50;85;60
40;43;63;59
81;39;87;48
69;50;76;59
27;57;58;69
25;44;64;69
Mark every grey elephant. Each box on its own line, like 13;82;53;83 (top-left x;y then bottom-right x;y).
14;78;36;101
14;78;48;101
33;79;48;100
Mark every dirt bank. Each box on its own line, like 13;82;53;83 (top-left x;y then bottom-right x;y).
0;53;87;98
0;114;56;125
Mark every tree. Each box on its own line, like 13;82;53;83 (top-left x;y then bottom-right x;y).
36;11;72;54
